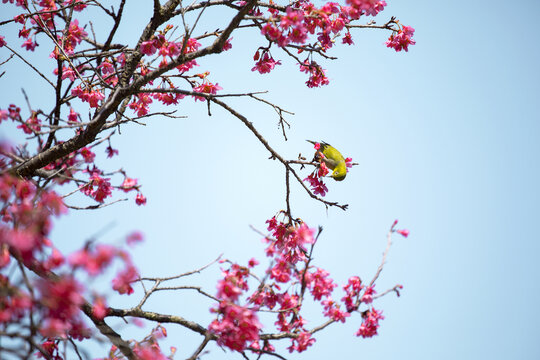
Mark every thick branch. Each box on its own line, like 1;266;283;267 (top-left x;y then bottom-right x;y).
10;0;258;179
107;308;210;336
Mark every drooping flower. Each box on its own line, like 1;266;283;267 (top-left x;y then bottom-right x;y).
251;52;281;74
135;193;147;206
386;25;416;52
355;308;384;338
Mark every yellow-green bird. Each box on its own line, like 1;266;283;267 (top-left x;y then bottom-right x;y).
307;140;347;181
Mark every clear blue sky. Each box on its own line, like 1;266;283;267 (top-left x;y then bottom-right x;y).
1;0;539;359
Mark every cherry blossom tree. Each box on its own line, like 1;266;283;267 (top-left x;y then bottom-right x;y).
0;0;413;359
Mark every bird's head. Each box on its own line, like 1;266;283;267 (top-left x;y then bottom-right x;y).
331;166;347;181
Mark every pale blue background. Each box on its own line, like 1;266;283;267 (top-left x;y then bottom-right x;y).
1;0;539;359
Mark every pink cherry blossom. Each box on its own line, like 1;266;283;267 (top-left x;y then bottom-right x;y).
105;145;119;158
361;285;376;304
126;231;144;246
396;229;410;238
269;259;292;283
92;297;108;320
216;263;249;302
322;298;350;322
356;308;384;338
38;276;83;328
248;258;259;267
299;61;329;88
121;177;138;192
222;37;233;51
81;174;112;203
304;172;328;196
65;19;88;50
342;32;354;45
346;0;386;17
21;38;37;51
288;331;315;353
288;25;308;43
67;107;79;122
98;60;115;75
280;8;304;28
80;147;95;163
261;23;281;41
129;93;153;116
44;248;64;270
209;302;261;352
305;267;337;300
140;40;157;55
251;52;281;74
386;25;416;52
112;265;139;295
192;81;223;101
342;276;364;312
135;193;147;206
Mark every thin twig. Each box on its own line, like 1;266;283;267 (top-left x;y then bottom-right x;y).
369;223;395;287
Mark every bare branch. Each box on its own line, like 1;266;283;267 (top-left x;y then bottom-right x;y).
3;45;55;88
210;97;348;210
107;308;210;336
369;223;395;287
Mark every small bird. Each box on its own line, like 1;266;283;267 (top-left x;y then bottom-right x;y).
307;140;347;181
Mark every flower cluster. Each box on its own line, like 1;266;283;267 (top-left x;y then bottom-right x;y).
71;86;105;108
386;25;416;52
0;174;66;261
37;276;89;339
300;61;330;88
140;32;202;72
209;263;262;351
256;217;320;352
112;264;139;295
0;156;144;341
252;1;414;86
304;172;329;196
322;297;350;322
252;51;282;74
346;0;387;17
129;93;154;117
341;275;364;312
303;267;337;300
81;173;113;203
265;217;315;264
356;308;385;338
69;244;117;276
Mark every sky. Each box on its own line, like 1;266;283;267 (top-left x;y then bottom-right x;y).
1;0;540;359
